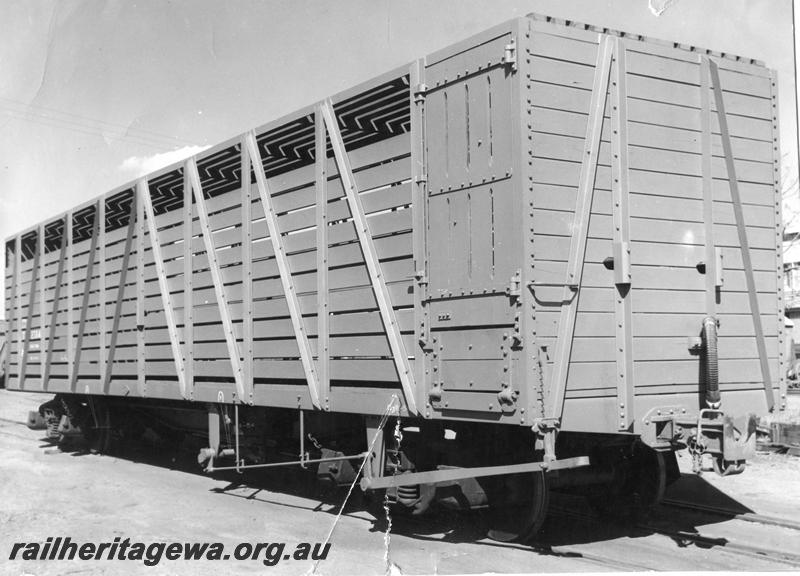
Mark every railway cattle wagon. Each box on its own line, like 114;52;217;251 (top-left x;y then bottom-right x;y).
4;14;786;540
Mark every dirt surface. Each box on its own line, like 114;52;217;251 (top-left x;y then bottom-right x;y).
1;389;799;575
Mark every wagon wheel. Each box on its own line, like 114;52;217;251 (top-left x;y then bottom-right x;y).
487;470;549;543
85;400;113;454
588;445;666;519
630;445;666;511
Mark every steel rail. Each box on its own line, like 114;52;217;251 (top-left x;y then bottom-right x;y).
643;523;800;566
551;502;800;568
660;498;800;531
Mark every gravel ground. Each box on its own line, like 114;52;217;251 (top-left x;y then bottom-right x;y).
673;394;800;518
1;389;798;575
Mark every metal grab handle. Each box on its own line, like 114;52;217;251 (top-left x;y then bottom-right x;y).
527;282;579;306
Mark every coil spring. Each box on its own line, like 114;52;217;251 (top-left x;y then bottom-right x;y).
396;484;420;503
44;410;60;440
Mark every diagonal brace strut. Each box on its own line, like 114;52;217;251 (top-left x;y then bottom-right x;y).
320;99;418;415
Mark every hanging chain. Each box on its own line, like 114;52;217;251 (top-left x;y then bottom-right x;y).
307;433;324;452
309;395;399;576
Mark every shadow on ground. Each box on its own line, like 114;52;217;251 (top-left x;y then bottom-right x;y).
43;429;756;556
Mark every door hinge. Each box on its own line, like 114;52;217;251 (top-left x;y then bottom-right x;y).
503;38;517;72
505;270;521;300
414;83;428;103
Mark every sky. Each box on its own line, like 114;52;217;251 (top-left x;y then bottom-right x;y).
1;0;797;318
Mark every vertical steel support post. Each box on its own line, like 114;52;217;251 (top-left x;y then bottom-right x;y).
98;198;107;384
364;415;386;480
700;56;718;317
320;100;418;415
770;70;786;409
69;201;100;393
547;36;613;421
508;18;527;424
611;39;634;431
66;212;74;386
43;219;68;390
13;236;22;389
240;137;254;404
245;132;321;409
410;58;429;416
6;238;18;386
183;169;195;400
19;230;41;389
708;58;774;411
38;224;46;388
519;22;544;424
315;108;330;410
141;178;187;399
187;158;246;402
135;183;146;396
103;198;137;394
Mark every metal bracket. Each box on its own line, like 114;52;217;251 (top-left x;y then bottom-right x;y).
497;386;518;406
612;241;631;286
505;270;522;300
413;83;427;103
640;405;687;449
532;417;560;465
714;247;724;288
502;38;517;72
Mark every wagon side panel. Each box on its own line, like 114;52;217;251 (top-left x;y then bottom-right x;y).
527;21;782;433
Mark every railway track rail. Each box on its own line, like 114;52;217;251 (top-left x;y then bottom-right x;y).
661;498;800;531
643;522;800;566
386;495;800;571
549;500;800;569
4;405;798;570
377;509;661;572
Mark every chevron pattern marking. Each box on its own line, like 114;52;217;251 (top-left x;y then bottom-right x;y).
196;144;242;200
105;189;135;233
4;240;13;268
251;76;412;182
19;231;38;262
333;76;411;151
43;219;65;254
107;77;411;226
71;205;97;245
255;117;316;180
148;169;184;216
